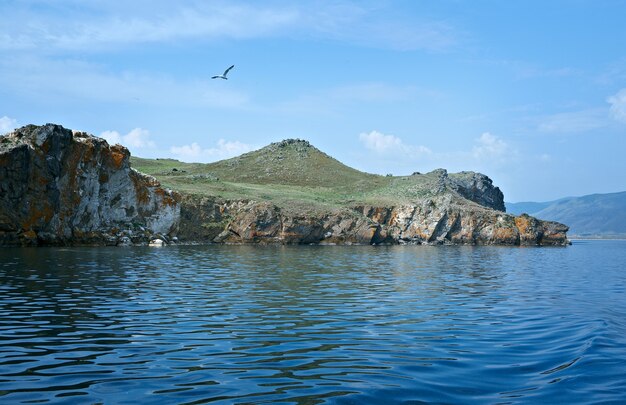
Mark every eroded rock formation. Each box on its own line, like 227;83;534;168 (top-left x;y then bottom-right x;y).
177;196;568;246
0;124;179;246
0;124;569;246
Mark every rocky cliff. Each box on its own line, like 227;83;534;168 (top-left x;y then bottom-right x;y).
177;195;568;246
0;124;569;246
0;124;179;246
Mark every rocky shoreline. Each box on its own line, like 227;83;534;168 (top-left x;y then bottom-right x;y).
0;124;569;247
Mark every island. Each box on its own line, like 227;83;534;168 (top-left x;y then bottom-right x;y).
0;124;569;246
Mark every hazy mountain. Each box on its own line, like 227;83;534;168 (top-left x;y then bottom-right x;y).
506;192;626;237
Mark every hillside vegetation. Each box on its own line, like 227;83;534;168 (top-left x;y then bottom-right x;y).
131;139;451;211
0;124;568;246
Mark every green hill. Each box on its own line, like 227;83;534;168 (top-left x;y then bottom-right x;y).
131;139;451;212
0;124;566;246
506;192;626;238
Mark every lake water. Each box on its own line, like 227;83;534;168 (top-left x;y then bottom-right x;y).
1;241;625;404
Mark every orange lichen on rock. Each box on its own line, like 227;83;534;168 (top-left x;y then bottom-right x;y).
110;151;125;169
356;225;378;243
514;215;532;234
492;226;519;244
1;124;182;246
131;173;151;205
21;229;37;240
109;145;128;169
155;188;179;207
81;141;95;164
21;204;54;231
365;207;391;224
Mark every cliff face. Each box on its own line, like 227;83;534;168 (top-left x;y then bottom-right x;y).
447;170;506;212
0;124;569;246
0;124;179;246
177;196;568;246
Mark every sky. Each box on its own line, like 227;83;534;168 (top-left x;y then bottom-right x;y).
1;0;625;202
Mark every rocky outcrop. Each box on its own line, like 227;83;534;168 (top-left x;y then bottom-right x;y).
0;124;568;247
0;124;179;246
356;199;567;245
177;196;568;246
177;198;383;245
441;170;505;211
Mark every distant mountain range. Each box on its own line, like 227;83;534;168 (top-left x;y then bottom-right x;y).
506;191;626;238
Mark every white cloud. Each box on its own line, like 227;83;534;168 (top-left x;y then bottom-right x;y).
170;142;203;159
100;130;122;145
0;3;299;51
607;89;626;123
472;132;508;159
537;109;608;133
0;116;17;133
359;130;431;156
122;128;155;148
0;2;458;53
170;139;254;162
100;128;155;150
352;131;520;177
360;130;403;152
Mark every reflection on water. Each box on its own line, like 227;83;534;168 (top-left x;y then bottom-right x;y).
1;242;626;403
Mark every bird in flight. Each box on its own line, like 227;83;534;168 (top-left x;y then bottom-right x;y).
212;65;235;80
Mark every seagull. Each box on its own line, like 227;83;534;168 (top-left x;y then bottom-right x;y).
211;65;234;80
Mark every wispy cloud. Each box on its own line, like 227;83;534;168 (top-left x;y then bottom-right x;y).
170;139;254;163
305;3;458;52
0;55;249;109
100;128;156;153
0;2;299;51
359;130;431;156
472;132;509;159
0;1;459;53
471;59;581;80
277;82;424;115
530;88;626;134
0;116;17;133
537;108;608;133
595;58;626;85
607;88;626;123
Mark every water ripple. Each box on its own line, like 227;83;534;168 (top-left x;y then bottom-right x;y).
1;242;626;403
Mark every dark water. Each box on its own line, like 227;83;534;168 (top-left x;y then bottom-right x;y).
1;241;625;404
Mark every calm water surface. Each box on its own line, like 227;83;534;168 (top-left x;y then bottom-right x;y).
1;241;625;404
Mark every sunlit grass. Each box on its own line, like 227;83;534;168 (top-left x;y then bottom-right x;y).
130;140;448;209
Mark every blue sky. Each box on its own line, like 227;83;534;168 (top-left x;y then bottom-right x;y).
1;0;625;202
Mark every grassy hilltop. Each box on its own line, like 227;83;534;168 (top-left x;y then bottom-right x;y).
0;125;568;246
131;139;451;212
